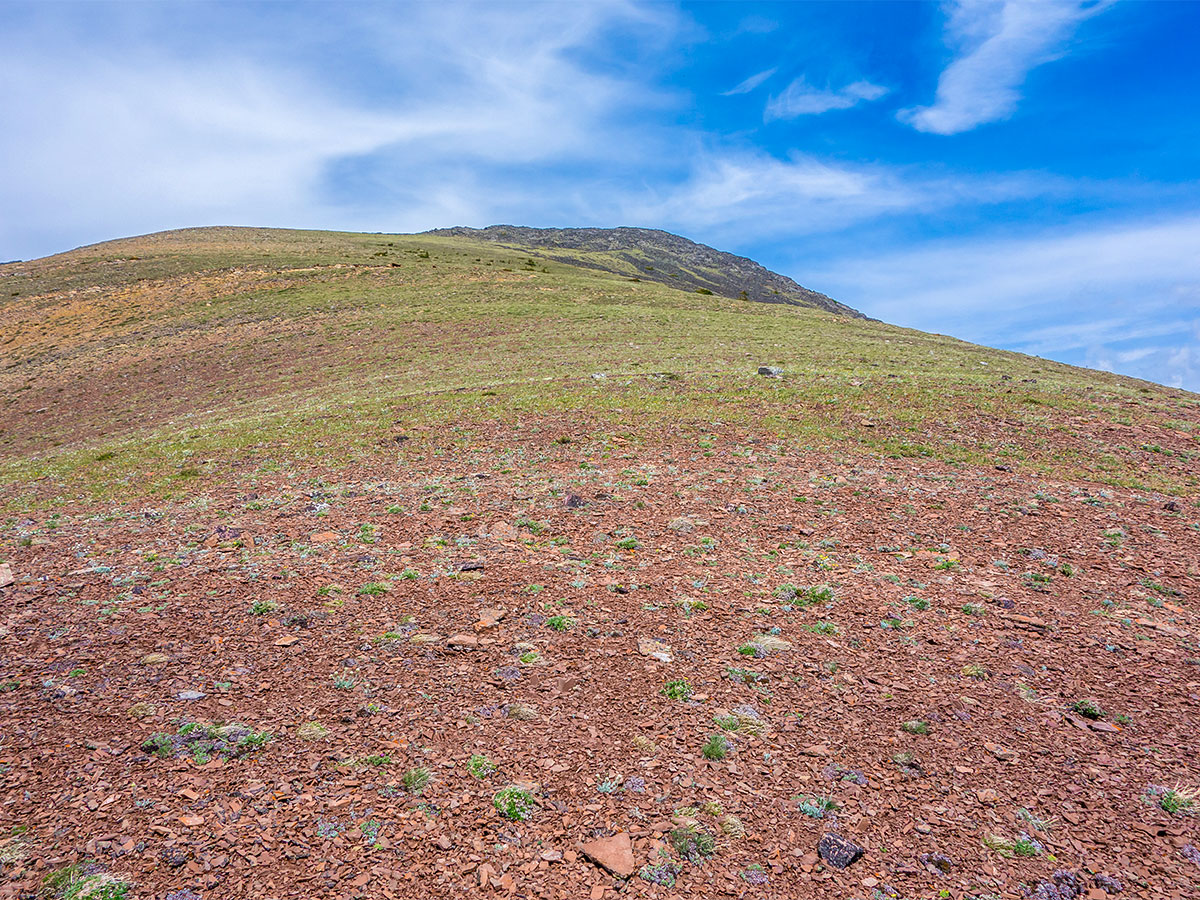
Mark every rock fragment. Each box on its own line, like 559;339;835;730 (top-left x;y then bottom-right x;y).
817;833;864;869
580;832;635;878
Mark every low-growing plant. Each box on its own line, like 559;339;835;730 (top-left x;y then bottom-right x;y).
1071;699;1105;720
42;864;132;900
804;621;838;635
1148;784;1196;815
661;679;693;700
468;754;496;778
983;832;1042;858
493;785;535;820
545;614;573;632
638;851;682;886
359;582;389;595
796;795;839;818
702;733;729;760
249;599;278;615
296;721;329;741
901;719;931;735
669;825;716;865
401;766;431;794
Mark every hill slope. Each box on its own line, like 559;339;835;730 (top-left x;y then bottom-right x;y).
0;225;1195;503
424;225;866;317
0;225;1198;900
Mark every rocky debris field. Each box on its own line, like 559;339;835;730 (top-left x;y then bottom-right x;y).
1;426;1198;900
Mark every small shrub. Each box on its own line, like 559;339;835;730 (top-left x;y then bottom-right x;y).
1150;785;1196;815
493;785;535;820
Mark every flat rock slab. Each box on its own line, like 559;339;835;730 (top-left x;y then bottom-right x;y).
447;633;480;650
475;609;506;632
580;832;634;878
178;691;207;701
490;522;519;541
0;564;12;588
637;638;672;663
818;833;865;869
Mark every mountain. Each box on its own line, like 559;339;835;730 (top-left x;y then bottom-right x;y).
0;225;1197;900
425;224;866;317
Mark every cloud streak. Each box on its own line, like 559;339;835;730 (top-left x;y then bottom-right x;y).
722;67;777;96
900;0;1117;135
765;78;889;119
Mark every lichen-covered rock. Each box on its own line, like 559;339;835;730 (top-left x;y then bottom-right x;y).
818;833;864;869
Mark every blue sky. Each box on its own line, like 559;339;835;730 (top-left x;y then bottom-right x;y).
3;1;1199;390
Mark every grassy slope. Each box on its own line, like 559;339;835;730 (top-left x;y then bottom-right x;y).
1;226;1198;509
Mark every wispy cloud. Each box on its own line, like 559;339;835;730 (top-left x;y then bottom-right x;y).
765;77;889;119
806;215;1200;389
722;67;777;96
0;2;679;257
615;152;1069;246
900;0;1117;135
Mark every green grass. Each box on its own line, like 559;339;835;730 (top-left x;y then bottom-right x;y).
2;226;1196;511
401;766;431;794
702;733;729;760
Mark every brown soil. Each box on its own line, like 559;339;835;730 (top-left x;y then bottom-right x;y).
1;423;1198;899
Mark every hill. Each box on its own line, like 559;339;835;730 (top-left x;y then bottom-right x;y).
0;225;1198;900
423;225;866;317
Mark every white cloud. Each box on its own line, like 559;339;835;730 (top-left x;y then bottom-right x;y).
805;215;1200;390
611;152;1064;246
899;0;1117;135
722;67;777;96
765;77;889;119
0;2;679;258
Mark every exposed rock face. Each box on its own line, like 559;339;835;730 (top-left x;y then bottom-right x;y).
424;225;866;318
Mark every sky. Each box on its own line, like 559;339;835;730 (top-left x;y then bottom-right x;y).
2;1;1199;391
